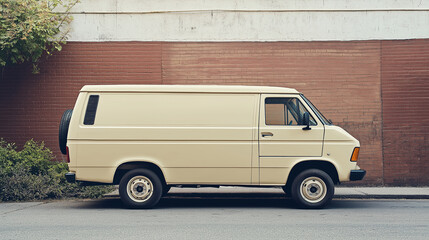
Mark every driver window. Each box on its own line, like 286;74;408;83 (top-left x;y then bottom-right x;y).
265;97;316;126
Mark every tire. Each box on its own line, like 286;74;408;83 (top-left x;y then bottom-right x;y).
162;185;171;196
59;109;73;155
281;185;291;197
119;169;163;209
291;169;334;209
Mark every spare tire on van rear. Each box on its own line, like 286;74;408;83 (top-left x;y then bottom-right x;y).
59;109;73;155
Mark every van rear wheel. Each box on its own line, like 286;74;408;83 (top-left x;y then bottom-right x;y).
291;169;334;209
119;169;163;209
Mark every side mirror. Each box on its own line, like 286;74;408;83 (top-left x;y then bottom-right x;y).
302;112;311;130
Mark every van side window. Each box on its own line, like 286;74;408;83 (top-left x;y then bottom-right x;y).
265;98;316;126
83;95;99;125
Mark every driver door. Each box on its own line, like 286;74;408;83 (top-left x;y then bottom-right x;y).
258;94;325;184
259;94;324;157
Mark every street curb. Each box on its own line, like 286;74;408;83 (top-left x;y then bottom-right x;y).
103;192;429;200
334;195;429;200
103;186;429;200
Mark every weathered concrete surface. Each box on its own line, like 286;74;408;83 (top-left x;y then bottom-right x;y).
62;0;429;41
0;198;428;240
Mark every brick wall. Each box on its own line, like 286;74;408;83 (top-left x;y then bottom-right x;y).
0;40;427;185
381;39;429;185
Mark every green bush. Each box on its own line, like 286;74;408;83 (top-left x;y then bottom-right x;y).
0;139;114;202
0;0;78;73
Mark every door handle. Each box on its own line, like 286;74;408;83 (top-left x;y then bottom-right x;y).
261;132;273;137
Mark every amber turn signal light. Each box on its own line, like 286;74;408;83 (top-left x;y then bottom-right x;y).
350;147;360;162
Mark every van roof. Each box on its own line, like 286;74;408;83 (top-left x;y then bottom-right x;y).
80;85;300;94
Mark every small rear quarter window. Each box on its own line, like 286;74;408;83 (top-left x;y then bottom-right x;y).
83;95;99;125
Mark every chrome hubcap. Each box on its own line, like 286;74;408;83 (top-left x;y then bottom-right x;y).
300;176;327;203
127;176;153;202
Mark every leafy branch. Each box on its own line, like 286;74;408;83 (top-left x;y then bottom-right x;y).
0;0;78;74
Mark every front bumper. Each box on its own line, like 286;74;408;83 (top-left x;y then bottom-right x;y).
65;172;76;183
350;170;366;181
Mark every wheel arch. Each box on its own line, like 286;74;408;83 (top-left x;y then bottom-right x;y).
285;160;340;190
113;161;166;185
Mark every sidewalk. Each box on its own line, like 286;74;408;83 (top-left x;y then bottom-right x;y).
104;186;429;199
335;187;429;199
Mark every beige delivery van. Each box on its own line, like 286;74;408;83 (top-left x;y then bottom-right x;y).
59;85;365;209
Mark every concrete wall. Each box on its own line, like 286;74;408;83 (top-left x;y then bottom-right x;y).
63;0;429;41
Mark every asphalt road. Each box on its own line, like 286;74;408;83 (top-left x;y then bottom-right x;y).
1;196;428;240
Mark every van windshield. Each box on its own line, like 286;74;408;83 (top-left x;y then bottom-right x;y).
300;94;332;125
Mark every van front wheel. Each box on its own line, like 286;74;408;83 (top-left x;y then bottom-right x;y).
291;169;334;209
119;169;163;209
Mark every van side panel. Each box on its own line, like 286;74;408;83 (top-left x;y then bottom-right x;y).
70;93;258;184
